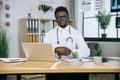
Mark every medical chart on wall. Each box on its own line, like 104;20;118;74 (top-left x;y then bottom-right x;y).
94;0;105;11
81;0;91;12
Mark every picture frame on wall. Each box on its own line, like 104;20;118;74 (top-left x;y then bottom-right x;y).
116;17;120;28
111;0;120;12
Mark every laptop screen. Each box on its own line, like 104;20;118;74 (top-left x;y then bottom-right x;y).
22;43;57;62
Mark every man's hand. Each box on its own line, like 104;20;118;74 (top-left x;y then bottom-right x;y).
54;47;71;58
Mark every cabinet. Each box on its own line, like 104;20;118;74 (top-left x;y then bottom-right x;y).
19;18;53;57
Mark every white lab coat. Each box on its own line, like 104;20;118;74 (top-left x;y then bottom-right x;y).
44;25;90;58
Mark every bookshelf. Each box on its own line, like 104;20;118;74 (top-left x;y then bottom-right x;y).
19;18;53;57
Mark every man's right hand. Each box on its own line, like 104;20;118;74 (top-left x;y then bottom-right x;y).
54;47;71;58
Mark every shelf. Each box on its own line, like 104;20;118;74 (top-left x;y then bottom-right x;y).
19;18;53;57
84;38;120;42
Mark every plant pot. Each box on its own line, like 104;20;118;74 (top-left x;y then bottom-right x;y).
101;34;107;38
93;56;102;64
71;58;81;66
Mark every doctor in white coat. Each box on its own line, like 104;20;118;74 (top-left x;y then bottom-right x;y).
44;6;90;80
44;6;90;59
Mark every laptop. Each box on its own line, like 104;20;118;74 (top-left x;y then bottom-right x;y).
22;42;57;62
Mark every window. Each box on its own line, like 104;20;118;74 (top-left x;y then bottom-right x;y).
111;0;120;12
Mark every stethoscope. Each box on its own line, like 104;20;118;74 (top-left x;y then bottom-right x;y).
56;26;73;44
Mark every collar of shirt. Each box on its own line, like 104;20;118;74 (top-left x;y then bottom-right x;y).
58;25;70;33
57;25;71;40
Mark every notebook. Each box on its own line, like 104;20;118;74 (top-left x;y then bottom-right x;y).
22;43;57;62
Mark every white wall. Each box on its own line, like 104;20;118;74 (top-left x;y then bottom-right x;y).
75;0;120;56
1;0;120;57
75;0;120;38
1;0;72;57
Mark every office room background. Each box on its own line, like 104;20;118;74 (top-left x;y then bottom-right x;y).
0;0;120;58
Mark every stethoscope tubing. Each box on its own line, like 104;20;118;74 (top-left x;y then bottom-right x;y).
56;26;73;44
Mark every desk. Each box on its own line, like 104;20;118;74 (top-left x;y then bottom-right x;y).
0;58;120;80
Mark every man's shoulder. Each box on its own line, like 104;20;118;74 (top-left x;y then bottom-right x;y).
46;27;57;35
70;27;82;34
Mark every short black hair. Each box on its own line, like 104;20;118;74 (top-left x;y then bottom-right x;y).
54;6;69;18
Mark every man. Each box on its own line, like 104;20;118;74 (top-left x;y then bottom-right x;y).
44;6;90;80
44;6;90;59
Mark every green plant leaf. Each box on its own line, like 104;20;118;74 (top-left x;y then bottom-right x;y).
0;27;9;58
95;11;111;34
41;4;51;14
71;51;78;58
93;49;102;56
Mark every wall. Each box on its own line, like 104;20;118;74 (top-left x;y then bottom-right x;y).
1;0;72;57
87;41;120;57
100;42;120;57
75;0;120;37
75;0;120;56
1;0;120;57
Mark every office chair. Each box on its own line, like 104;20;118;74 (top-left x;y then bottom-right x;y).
87;42;99;56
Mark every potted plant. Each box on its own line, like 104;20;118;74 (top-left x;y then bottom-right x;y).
95;11;111;38
38;4;53;14
71;51;80;66
0;26;9;58
92;49;102;64
71;51;78;58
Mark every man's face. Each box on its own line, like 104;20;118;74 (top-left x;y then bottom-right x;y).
55;11;69;28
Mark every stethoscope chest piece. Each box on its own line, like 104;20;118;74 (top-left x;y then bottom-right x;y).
57;40;59;44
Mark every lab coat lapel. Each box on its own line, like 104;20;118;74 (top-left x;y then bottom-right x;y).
58;26;71;40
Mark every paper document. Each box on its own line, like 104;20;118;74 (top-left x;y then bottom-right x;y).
0;58;27;63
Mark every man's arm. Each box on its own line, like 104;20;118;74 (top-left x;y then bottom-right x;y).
73;32;90;57
54;47;71;58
